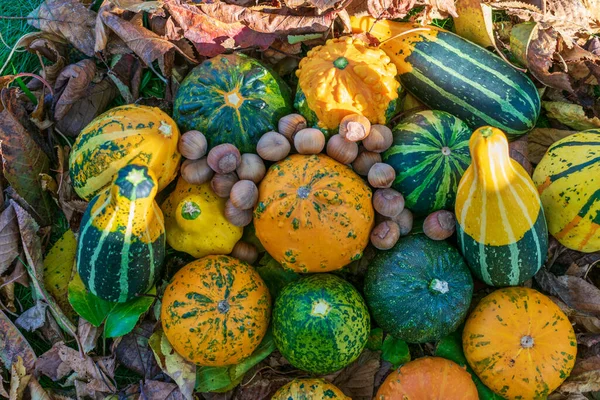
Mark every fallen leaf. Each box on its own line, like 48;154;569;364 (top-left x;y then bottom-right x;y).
35;345;73;381
112;0;164;12
454;0;495;47
78;318;102;354
142;380;184;400
18;33;68;87
9;357;31;400
28;0;97;57
543;101;600;130
54;342;116;394
53;60;97;121
509;136;533;175
15;302;48;333
535;268;600;318
27;375;52;400
381;336;410;368
257;255;299;298
332;350;381;400
0;310;36;372
43;229;77;319
115;320;162;379
367;0;417;19
559;356;600;393
0;203;20;275
527;128;577;163
149;329;196;400
108;54;143;103
284;0;342;11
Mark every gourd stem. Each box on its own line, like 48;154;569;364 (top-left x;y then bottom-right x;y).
520;335;534;348
429;278;449;294
441;146;452;156
480;127;494;138
333;57;349;70
217;300;230;314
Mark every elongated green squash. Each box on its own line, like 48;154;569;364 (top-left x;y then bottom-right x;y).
350;17;541;138
77;164;165;302
455;127;548;286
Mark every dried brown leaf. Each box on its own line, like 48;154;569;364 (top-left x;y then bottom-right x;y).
284;0;341;11
115;320;161;379
27;376;52;400
18;33;68;87
367;0;416;20
142;380;184;400
527;128;576;163
112;0;164;12
559;356;600;393
332;350;380;400
15;302;48;333
543;101;600;130
0;203;20;275
536;268;600;318
28;0;97;57
35;345;72;381
78;318;101;354
0;310;36;373
52;342;116;393
509;136;533;175
108;54;143;103
9;357;30;400
53;60;97;121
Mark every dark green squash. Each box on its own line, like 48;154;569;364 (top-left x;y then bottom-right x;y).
173;53;293;153
365;234;473;343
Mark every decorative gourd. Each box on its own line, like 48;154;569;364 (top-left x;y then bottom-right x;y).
463;287;577;399
350;17;541;138
173;53;293;153
77;164;165;302
254;154;375;273
295;37;400;134
161;255;271;366
532;130;600;252
161;178;243;258
272;379;349;400
376;357;478;399
70;105;181;201
272;274;370;374
455;126;548;286
365;234;473;343
383;110;471;215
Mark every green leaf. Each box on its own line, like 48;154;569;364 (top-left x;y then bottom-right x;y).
104;287;156;338
381;335;410;368
288;33;323;44
366;328;384;351
43;229;77;319
67;273;113;326
242;223;265;253
196;367;235;393
435;330;503;400
257;254;299;298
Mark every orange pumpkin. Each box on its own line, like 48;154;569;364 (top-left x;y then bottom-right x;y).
272;379;349;400
253;154;375;273
463;287;577;399
161;255;271;366
376;357;478;399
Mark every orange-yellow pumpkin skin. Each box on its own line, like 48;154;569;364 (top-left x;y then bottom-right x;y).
376;357;478;399
463;287;577;400
161;255;271;366
272;379;349;400
253;154;375;273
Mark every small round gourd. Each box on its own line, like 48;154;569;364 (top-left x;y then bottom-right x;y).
423;210;455;240
376;357;478;399
181;158;214;185
236;153;266;183
370;220;400;250
179;130;208;160
229;180;259;210
373;188;404;217
207;144;241;174
256;131;291;161
352;150;381;176
368;163;395;188
363;124;393;153
294;128;326;155
278;113;307;142
225;200;253;227
326;134;359;164
211;172;238;198
272;379;349;400
339;114;371;142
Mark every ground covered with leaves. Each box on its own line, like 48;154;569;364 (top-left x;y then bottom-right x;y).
0;0;599;399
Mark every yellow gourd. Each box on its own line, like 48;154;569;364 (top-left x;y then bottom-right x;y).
161;178;243;258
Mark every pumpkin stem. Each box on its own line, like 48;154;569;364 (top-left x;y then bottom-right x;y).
217;300;230;314
159;121;173;137
429;278;449;294
311;299;331;317
520;335;534;348
441;146;452;156
297;185;311;199
333;57;349;70
480;127;494;138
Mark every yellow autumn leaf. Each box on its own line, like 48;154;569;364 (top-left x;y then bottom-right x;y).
542;101;600;131
43;229;77;320
454;0;495;47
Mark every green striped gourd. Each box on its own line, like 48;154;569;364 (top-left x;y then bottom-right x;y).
533;129;600;252
77;164;165;302
173;53;293;153
350;17;541;139
383;110;471;215
455;127;548;286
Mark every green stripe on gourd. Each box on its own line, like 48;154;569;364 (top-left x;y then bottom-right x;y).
383;110;471;216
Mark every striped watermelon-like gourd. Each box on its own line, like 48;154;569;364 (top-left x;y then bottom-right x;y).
533;130;600;252
383;110;471;215
69;105;181;201
272;274;370;374
455;127;548;286
350;17;541;138
77;164;165;302
173;53;293;153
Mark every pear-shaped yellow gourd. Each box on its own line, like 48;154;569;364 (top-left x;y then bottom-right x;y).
161;178;243;258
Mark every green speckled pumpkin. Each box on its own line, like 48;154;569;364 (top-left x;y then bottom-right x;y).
365;234;473;343
173;53;293;153
272;274;370;374
161;255;271;366
272;379;350;400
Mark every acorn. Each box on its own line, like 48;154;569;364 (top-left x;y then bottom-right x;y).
326;134;359;164
211;172;238;198
339;114;371;142
179;130;208;160
257;131;291;162
230;241;258;264
352;150;381;176
181;157;214;185
390;208;413;236
423;210;456;240
278;113;307;142
237;153;266;183
225;200;253;227
368;163;396;188
370;220;400;250
363;125;393;153
373;188;404;218
230;180;259;210
294;128;326;155
207;144;241;174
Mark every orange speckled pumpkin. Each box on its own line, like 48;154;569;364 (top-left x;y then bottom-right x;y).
253;154;375;273
463;287;577;400
161;255;271;366
376;357;478;399
272;379;350;400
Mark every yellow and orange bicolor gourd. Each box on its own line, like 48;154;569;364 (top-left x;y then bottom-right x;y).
455;126;548;286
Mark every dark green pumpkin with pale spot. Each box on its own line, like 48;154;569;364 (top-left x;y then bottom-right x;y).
173;53;293;153
365;234;473;343
272;274;370;374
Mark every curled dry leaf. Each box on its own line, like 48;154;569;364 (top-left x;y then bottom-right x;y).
543;101;600;130
453;0;495;47
111;0;164;12
15;302;48;333
53;60;97;121
559;356;600;393
535;268;600;318
115;320;161;379
0;310;37;373
141;380;185;400
330;349;381;400
108;54;143;104
28;0;97;57
0;203;20;276
9;357;30;400
284;0;343;11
